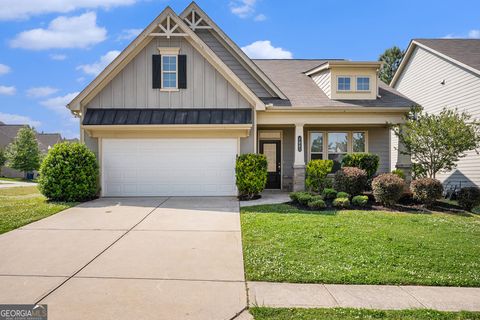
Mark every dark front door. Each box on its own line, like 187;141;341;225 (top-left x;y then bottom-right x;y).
260;140;281;189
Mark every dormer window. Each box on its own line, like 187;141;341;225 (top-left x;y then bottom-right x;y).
356;76;370;91
162;55;177;89
337;76;351;91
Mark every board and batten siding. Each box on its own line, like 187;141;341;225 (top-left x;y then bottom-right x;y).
195;29;274;98
394;46;480;187
85;37;252;110
311;70;331;98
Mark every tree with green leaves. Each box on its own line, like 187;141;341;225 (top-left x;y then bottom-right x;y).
6;127;41;178
0;148;6;176
392;107;480;179
378;46;404;84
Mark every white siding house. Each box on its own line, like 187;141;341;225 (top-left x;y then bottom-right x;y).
391;39;480;188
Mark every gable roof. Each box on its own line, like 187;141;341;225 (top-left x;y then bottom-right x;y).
0;124;26;148
254;59;415;108
36;133;62;152
391;39;480;87
67;5;266;113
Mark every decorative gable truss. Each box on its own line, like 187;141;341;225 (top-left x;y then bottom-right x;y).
183;8;212;31
149;15;189;38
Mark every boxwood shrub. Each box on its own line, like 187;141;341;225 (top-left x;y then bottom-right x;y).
333;167;368;195
308;198;326;209
38;142;99;202
297;192;315;206
336;191;350;199
322;188;337;200
371;173;405;206
391;169;406;179
457;187;480;211
235;153;267;200
410;178;443;206
305;159;333;193
332;197;350;208
341;153;379;178
352;195;369;207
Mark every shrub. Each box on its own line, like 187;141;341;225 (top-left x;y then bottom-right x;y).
410;178;443;206
457;187;480;211
371;173;405;206
305;159;333;193
322;188;337;200
297;192;315;206
352;195;369;207
341;153;379;178
333;197;350;208
289;192;301;203
336;192;350;199
235;153;267;200
391;169;406;179
38;142;98;202
308;198;326;210
333;167;368;195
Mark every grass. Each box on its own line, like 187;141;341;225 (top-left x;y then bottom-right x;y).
0;177;37;183
0;186;77;234
241;204;480;286
250;308;480;320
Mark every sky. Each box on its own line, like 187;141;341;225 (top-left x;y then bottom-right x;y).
0;0;479;138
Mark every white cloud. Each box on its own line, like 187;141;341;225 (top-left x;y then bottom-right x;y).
0;64;11;75
77;50;121;76
254;14;266;22
241;40;293;59
0;0;137;20
0;85;16;95
117;28;142;41
26;86;58;98
50;54;67;61
444;29;480;39
40;92;79;117
0;112;40;127
230;0;257;18
10;12;107;50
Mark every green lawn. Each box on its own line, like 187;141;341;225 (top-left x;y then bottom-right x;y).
250;308;480;320
0;186;77;234
241;204;480;286
0;177;37;183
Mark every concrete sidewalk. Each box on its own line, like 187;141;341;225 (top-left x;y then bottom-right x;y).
248;282;480;312
0;180;37;188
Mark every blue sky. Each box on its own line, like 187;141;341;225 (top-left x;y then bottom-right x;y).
0;0;479;138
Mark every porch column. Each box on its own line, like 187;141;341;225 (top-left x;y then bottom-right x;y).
395;125;412;185
293;123;306;191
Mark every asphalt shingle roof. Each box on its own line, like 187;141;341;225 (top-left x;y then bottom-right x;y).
252;59;415;108
414;39;480;72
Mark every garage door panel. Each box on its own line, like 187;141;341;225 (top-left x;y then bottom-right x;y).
102;139;237;196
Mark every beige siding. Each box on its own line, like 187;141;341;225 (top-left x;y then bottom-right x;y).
394;46;480;187
368;127;390;174
311;70;331;97
85;37;252;110
240;134;254;154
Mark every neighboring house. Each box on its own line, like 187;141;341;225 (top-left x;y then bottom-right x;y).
67;2;414;197
391;39;480;188
0;123;65;178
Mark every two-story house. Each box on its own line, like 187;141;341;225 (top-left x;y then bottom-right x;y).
67;2;414;197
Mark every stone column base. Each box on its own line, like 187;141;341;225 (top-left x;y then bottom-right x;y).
293;165;306;192
396;163;412;186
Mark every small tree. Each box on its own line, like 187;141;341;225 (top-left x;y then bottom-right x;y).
378;46;404;84
0;148;6;176
6;127;41;178
392;107;480;179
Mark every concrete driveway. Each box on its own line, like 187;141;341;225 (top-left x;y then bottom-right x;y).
0;197;246;320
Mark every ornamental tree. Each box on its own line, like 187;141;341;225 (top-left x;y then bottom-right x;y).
392;107;480;179
378;46;404;84
6;127;41;178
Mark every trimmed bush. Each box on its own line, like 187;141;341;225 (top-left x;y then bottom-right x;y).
305;159;333;193
336;192;350;199
322;188;337;200
333;167;368;195
236;153;267;200
332;197;350;208
371;173;405;206
308;198;326;210
352;195;369;207
38;142;98;202
289;192;301;203
410;178;443;206
297;192;315;206
391;169;406;179
457;187;480;211
341;153;379;178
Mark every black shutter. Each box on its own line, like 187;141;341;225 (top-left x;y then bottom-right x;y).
152;55;161;89
178;55;187;89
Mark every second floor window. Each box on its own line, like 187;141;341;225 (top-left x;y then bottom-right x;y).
337;77;351;91
162;55;177;89
357;77;370;91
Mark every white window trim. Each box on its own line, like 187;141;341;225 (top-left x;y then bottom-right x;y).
336;76;352;92
157;47;180;92
356;76;371;92
307;130;368;161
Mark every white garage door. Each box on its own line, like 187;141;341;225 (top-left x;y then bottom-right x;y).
102;138;238;196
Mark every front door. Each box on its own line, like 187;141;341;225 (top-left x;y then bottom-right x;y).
260;140;281;189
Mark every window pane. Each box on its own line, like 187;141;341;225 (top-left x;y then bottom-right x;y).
328;133;348;153
328;154;344;172
162;73;177;88
338;77;351;91
310;132;323;153
357;77;370;91
311;153;323;160
353;132;365;152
